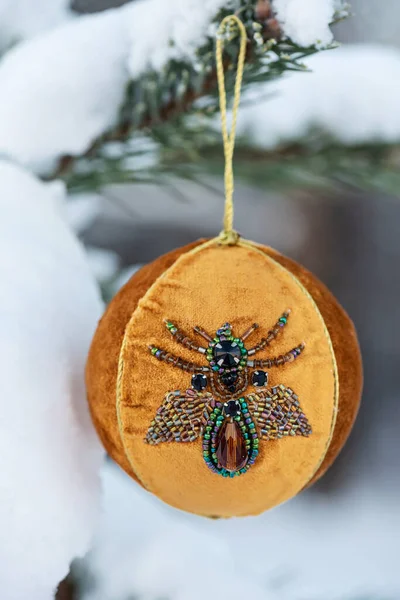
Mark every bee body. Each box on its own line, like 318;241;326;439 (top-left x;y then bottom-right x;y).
145;313;311;477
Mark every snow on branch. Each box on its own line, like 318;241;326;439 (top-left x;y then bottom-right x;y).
0;160;104;600
0;0;341;178
64;42;400;196
237;44;400;148
273;0;345;47
0;0;73;53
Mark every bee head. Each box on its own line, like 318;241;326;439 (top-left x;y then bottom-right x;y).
202;323;246;394
200;323;268;395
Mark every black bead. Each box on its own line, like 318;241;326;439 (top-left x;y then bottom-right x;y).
191;373;208;391
224;399;241;417
252;370;268;387
220;371;238;389
213;340;241;368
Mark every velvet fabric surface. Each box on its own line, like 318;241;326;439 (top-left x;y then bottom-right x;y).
86;239;362;517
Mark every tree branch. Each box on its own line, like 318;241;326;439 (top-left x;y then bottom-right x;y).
52;1;322;180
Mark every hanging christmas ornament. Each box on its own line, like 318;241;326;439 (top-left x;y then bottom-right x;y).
86;16;363;517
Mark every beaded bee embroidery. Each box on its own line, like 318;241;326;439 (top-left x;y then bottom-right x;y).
145;311;312;477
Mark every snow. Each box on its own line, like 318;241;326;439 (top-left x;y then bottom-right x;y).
64;192;102;234
0;161;105;600
0;0;73;53
125;0;235;77
81;461;399;600
238;44;400;148
274;0;343;47
0;9;130;174
0;0;231;175
0;0;341;176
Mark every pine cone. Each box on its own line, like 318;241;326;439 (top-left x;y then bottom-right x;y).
255;0;282;40
255;0;272;21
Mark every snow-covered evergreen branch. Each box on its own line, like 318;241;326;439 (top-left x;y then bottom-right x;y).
0;0;343;180
63;42;400;197
0;160;104;600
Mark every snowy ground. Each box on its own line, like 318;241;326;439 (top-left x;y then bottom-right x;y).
80;460;399;600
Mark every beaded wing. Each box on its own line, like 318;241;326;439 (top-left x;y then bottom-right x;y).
146;390;214;444
145;312;312;477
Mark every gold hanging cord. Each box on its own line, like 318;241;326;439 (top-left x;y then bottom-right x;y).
215;14;247;245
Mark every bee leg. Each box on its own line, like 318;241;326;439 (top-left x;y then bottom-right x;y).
246;310;291;356
193;325;214;343
249;342;305;369
240;322;259;341
148;345;209;372
164;320;208;354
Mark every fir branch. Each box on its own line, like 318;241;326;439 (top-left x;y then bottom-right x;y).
64;128;400;198
54;0;331;182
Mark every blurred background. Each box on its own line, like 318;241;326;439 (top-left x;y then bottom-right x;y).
7;0;398;599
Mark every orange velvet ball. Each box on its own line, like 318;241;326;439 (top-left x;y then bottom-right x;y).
86;238;362;517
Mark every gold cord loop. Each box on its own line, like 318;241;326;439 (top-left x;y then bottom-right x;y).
215;15;247;245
